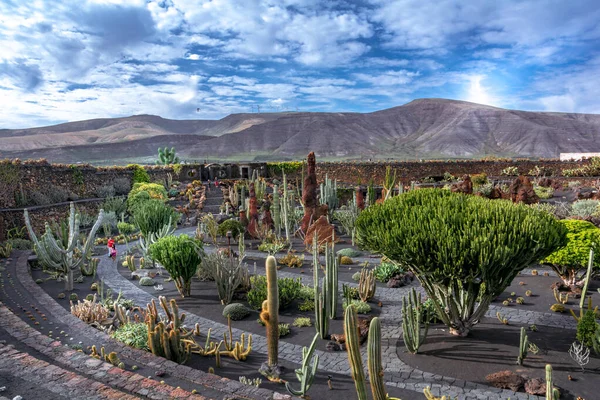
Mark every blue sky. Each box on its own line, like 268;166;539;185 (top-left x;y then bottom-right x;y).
1;0;599;128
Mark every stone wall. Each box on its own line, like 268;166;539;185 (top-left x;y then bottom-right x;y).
304;159;593;185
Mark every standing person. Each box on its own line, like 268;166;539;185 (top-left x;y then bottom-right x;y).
107;238;115;257
214;178;219;188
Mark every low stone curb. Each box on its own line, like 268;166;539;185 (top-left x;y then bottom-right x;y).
0;303;203;399
12;252;293;400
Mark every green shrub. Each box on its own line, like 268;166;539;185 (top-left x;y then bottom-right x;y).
247;275;302;310
111;323;149;350
149;235;204;297
133;199;177;237
69;293;78;301
298;299;315;311
292;317;312;327
127;182;168;213
117;222;136;235
337;248;362;257
355;189;567;336
351;271;361;281
222;303;250;321
542;219;600;286
342;299;371;314
113;177;131;195
139;277;155;286
6;238;32;250
217;219;245;238
373;261;403;283
470;173;488;185
570;200;600;219
533;185;554;199
501;166;519;176
128;164;150;184
298;285;314;301
278;323;291;337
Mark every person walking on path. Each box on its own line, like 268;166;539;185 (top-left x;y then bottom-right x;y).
107;238;117;264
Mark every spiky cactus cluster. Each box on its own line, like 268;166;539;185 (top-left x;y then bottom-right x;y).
156;146;180;164
358;268;376;302
145;296;196;364
24;202;104;291
402;288;429;354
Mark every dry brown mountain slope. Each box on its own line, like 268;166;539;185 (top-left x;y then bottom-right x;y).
2;98;600;163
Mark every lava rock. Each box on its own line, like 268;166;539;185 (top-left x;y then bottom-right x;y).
485;370;526;392
524;378;546;395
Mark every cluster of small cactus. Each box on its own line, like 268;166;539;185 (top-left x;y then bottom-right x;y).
553;288;569;304
70;294;110;325
156;146;180;164
81;257;99;277
145;296;197;364
496;312;509;325
90;345;124;369
358;268;376;302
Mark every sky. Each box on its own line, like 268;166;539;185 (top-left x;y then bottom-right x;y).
1;0;600;129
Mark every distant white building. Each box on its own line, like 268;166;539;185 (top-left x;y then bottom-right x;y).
559;152;600;161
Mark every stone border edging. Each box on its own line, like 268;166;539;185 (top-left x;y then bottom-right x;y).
12;253;291;400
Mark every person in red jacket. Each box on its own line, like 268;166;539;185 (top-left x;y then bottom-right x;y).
107;238;117;260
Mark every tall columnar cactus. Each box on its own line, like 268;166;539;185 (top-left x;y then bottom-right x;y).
402;288;429;354
285;333;319;397
517;327;528;365
156;146;180;164
358;268;376;302
25;203;104;291
580;248;594;309
324;239;339;319
382;166;397;201
145;296;195;364
259;256;281;381
272;184;281;236
313;235;334;339
545;364;560;400
368;317;388;400
345;305;368;400
319;174;338;218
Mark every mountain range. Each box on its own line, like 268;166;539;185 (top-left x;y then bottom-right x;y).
2;98;600;164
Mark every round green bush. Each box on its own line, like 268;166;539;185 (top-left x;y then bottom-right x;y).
69;293;78;301
139;277;155;286
85;294;94;301
355;189;567;336
373;261;403;283
111;323;149;350
351;272;361;281
340;256;354;265
57;293;66;299
222;303;250;320
337;248;362;258
542;219;600;283
217;219;245;238
343;299;371;314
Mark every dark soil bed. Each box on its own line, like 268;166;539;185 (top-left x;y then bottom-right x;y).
117;263;383;353
397;317;600;400
493;273;600;315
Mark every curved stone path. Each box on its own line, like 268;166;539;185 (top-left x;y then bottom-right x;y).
2;252;291;400
93;231;580;400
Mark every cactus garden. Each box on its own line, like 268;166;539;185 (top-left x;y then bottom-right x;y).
1;154;600;399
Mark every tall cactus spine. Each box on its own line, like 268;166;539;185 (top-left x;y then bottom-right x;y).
517;326;528;365
313;236;329;339
545;364;560;400
345;305;368;400
259;256;282;380
325;240;339;319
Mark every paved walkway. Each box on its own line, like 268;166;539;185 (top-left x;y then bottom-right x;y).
94;230;562;399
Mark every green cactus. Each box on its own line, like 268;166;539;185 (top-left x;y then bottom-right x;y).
517;327;528;365
313;235;330;339
156;146;180;165
345;305;368;400
125;254;136;272
24;202;104;291
285;333;319;397
325;239;339;319
258;256;281;381
145;296;195;364
402;288;429;354
358;268;376;302
319;174;338;218
580;248;594;309
81;257;99;277
272;185;281;236
368;317;388;400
